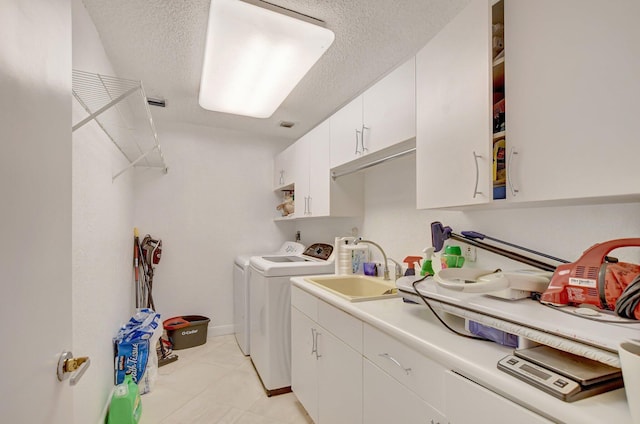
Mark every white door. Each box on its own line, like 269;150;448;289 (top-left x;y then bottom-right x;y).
415;0;492;209
290;307;319;423
363;57;416;154
317;328;363;424
329;95;364;168
306;119;331;217
0;1;74;423
363;360;446;424
505;0;640;203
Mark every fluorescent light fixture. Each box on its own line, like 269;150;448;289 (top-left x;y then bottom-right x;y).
199;0;335;118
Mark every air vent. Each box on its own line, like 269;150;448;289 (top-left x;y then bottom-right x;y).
147;97;166;108
279;121;295;128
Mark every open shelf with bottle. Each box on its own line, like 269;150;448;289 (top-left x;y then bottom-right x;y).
492;0;506;201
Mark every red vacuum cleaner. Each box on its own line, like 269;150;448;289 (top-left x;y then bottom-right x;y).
431;222;640;319
540;238;640;319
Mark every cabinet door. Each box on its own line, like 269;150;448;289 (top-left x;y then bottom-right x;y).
291;307;319;423
445;371;552;424
274;142;296;189
306;119;331;217
293;133;311;216
505;0;640;203
416;0;492;209
330;95;364;168
363;57;416;154
317;328;363;424
364;360;446;424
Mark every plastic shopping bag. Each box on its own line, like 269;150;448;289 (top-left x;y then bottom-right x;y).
113;308;161;394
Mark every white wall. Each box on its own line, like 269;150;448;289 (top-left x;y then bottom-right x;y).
360;153;640;270
133;122;290;335
72;1;136;423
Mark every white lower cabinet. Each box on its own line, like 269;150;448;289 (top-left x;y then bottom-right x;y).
444;371;552;424
292;286;553;424
364;360;446;424
291;287;363;424
291;307;319;422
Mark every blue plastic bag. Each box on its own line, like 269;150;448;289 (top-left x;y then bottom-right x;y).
114;309;161;387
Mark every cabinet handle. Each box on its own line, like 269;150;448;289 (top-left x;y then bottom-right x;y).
355;129;362;154
279;170;284;186
311;328;317;355
472;151;483;198
361;125;369;153
507;147;520;197
378;353;411;375
315;331;322;359
303;196;311;215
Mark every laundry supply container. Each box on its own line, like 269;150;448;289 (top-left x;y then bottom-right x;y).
163;315;210;350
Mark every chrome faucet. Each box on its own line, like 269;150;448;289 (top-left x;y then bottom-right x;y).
353;238;401;281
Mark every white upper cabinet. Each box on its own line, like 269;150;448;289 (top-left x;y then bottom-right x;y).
275;119;363;220
416;0;493;209
504;0;640;203
330;95;364;169
296;119;331;217
362;57;416;155
330;57;416;169
416;0;640;210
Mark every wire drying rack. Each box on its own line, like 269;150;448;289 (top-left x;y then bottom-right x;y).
72;69;168;180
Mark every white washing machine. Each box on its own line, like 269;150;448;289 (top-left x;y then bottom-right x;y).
249;242;335;395
233;241;305;356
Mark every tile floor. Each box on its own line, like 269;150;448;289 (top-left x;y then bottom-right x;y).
140;335;314;424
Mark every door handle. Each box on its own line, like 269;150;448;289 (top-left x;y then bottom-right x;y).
57;351;91;386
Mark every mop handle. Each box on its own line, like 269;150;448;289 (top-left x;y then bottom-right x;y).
461;231;570;264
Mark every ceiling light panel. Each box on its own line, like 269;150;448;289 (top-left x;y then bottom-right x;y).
199;0;335;118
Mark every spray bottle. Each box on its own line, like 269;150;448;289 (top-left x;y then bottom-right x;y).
107;372;142;424
403;256;422;276
420;247;435;276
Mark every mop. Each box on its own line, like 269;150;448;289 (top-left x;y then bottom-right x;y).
134;228;178;366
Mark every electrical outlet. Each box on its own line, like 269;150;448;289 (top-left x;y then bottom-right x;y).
463;245;477;262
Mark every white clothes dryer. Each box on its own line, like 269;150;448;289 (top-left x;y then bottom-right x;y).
248;242;334;396
233;241;305;356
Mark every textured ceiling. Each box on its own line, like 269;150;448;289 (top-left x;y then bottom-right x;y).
81;0;469;141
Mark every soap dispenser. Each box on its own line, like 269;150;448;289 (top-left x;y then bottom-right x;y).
420;247;435;276
403;256;422;276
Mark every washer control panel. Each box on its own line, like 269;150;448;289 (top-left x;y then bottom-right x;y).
303;243;333;261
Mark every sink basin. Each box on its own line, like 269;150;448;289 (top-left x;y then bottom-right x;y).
304;275;399;302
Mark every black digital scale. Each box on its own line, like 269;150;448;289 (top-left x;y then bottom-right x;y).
498;345;623;402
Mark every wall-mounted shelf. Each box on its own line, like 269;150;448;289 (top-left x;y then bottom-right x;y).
72;70;168;180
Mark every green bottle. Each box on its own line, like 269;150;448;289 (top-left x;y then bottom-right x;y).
420;247;435;276
107;373;142;424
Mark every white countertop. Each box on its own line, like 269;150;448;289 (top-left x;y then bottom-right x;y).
291;276;633;424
